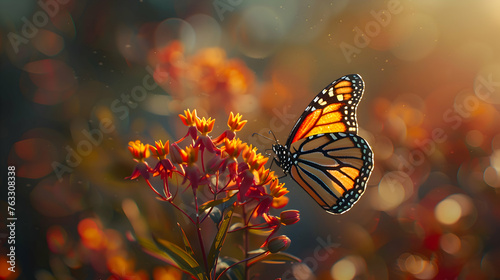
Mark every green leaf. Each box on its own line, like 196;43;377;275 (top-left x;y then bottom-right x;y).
198;195;233;214
155;237;208;279
177;223;195;257
247;248;266;255
228;222;244;232
207;205;235;274
258;252;302;264
138;236;207;280
137;237;177;266
216;258;245;280
248;228;273;236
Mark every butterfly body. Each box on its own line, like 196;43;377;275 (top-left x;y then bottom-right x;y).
272;74;373;214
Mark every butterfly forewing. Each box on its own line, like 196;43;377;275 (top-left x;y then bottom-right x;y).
286;74;364;147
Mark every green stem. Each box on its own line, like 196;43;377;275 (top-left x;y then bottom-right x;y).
169;200;196;225
145;179;166;200
194;188;210;277
242;205;249;280
215;252;267;280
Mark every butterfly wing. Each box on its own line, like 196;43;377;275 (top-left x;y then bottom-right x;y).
289;132;373;214
286;74;365;147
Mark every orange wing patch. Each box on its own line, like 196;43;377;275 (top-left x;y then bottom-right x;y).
323;103;342;113
291;166;329;208
292;109;321;143
334;81;353;94
307;123;346;137
342;167;360;181
327;167;360;192
291;105;350;144
316;111;342;125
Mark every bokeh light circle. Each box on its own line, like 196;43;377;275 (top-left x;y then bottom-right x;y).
8;137;59;179
465;130;484;147
33;29;65;56
331;258;356;280
484;166;499;188
440;232;461;255
435;196;461;225
330;255;366;280
371;171;413;212
155;18;195;53
291;263;314;280
31;176;85;217
186;14;221;49
235;6;284;59
22;59;77;105
397;253;438;279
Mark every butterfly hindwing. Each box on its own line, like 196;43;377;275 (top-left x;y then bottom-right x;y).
289;132;373;214
286;74;364;147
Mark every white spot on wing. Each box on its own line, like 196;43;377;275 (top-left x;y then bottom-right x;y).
328;88;334;97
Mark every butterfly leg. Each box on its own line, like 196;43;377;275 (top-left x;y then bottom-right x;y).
269;157;289;179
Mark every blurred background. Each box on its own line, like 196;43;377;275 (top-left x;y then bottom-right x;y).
1;0;500;279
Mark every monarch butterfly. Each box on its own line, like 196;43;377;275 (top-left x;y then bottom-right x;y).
272;74;373;214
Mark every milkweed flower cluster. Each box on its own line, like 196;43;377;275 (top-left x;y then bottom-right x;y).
152;41;255;113
125;109;300;279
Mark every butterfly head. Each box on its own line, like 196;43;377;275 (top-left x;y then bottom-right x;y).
272;144;293;173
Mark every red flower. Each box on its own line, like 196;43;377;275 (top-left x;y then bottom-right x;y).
152;159;176;180
125;162;151;180
237;168;255;202
170;143;188;165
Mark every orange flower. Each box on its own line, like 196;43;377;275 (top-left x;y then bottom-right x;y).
128;140;150;162
170;143;188;165
213;112;248;144
157;40;184;65
179;109;198;127
184;145;200;166
227;112;247;132
189;48;226;93
272;196;289;209
243;145;268;171
256;167;275;186
270;179;288;198
223;138;246;159
195;117;215;136
154;40;185;94
149;140;169;159
223;59;254;95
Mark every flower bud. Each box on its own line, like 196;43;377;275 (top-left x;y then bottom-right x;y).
267;235;291;253
208;207;222;224
280;210;300;225
170;143;187;164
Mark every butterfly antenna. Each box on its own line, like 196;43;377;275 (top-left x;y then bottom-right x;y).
252;132;274;142
268;130;279;143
